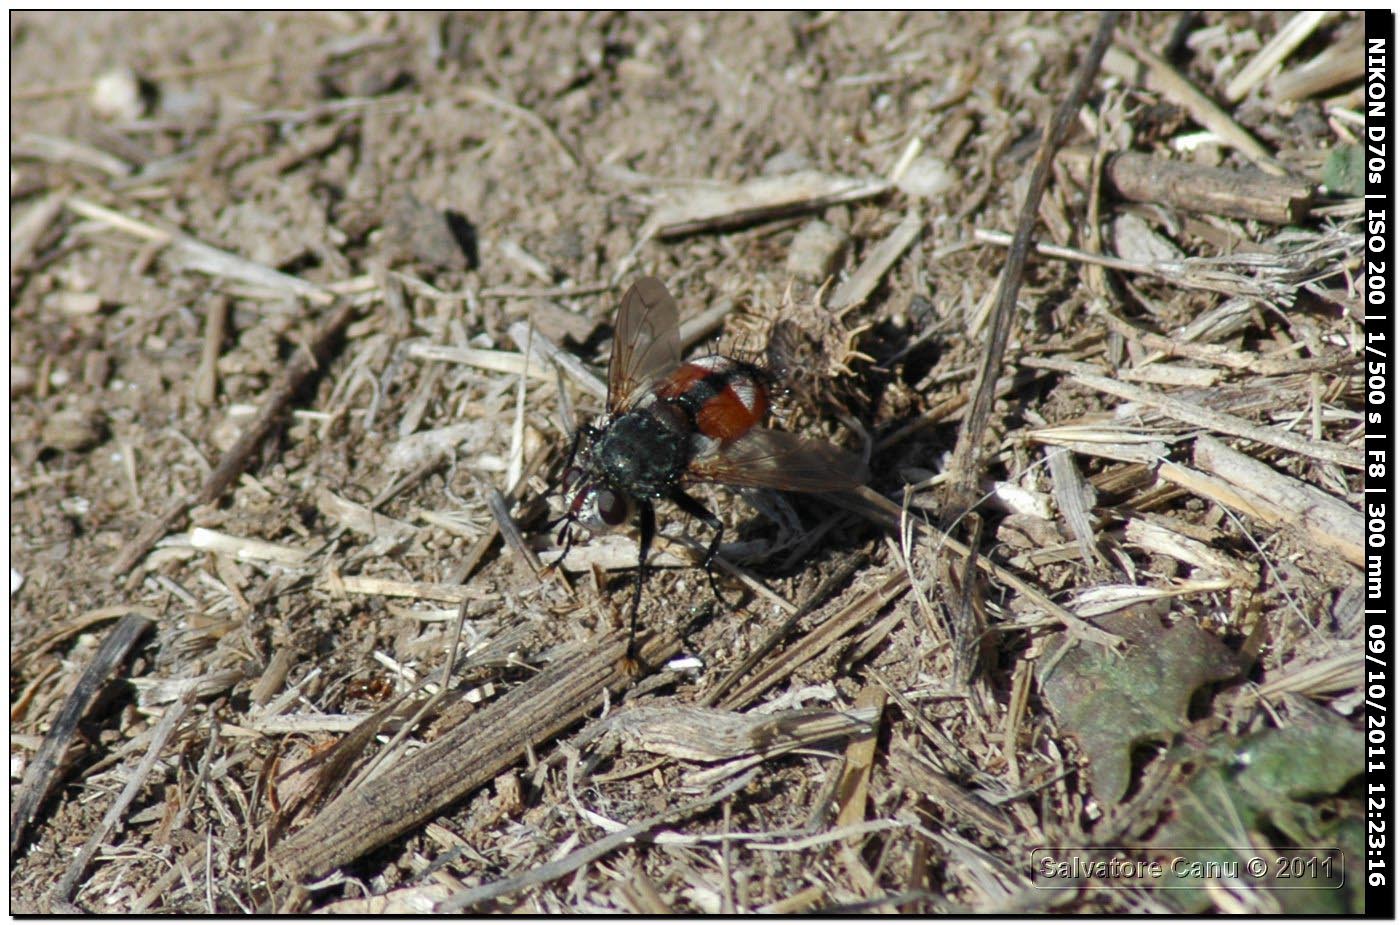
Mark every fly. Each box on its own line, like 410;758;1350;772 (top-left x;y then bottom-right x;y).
553;277;868;662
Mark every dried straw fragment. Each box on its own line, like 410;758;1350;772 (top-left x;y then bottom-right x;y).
1123;518;1254;583
608;702;879;763
10;190;66;272
66;196;334;304
1026;417;1177;467
1096;309;1358;376
11;613;153;854
318;883;456;915
1111;35;1285;175
826;209;923;313
324;574;487;603
1270;18;1366;102
1190;434;1362;567
834;685;886;828
1061;580;1236;621
408;342;557;383
1046;447;1105;571
1224;11;1332;101
1255;651;1363;700
1068;372;1361;471
645;170;891;239
889;744;1017;841
314;486;414;540
274;629;685;886
52;696;194;901
507;319;607;400
188;526;310;566
14;132;132;177
247;713;377;735
1115;364;1220;388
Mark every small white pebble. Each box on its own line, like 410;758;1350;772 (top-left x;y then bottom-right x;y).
895;155;955;200
91;67;146;121
10;567;24;596
53;291;103;316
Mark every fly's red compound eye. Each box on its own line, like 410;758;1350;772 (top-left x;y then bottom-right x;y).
573;485;631;532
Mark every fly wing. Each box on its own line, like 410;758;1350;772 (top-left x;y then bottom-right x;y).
688;427;869;492
608;277;682;411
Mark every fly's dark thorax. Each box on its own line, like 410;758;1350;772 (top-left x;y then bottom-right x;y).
593;402;691;498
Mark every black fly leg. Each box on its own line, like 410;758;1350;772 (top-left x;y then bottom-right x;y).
627;500;656;662
669;489;728;608
549;521;577;569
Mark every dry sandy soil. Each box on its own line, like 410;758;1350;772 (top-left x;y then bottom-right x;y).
10;11;1366;914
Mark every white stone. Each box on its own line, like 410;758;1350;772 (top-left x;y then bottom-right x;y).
895;155;955;200
91;67;146;121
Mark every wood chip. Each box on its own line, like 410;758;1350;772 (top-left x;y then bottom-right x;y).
1059;147;1314;224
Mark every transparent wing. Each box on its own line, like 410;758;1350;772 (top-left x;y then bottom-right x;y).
608;277;682;411
688;427;869;492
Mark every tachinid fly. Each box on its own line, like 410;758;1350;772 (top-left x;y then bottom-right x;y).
553;277;868;661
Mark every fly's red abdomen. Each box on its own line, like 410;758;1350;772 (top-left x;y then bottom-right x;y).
696;383;767;441
656;356;769;443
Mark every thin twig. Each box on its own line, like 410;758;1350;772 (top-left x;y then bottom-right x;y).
53;695;194;901
11;613;154;854
945;13;1119;511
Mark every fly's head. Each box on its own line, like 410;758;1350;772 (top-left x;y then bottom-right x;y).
554;421;634;549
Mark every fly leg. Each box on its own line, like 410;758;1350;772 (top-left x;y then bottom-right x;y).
627;500;656;663
547;426;593;569
669;489;728;609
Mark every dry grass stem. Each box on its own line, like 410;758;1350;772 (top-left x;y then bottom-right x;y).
1224;11;1332;101
646;170;892;239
